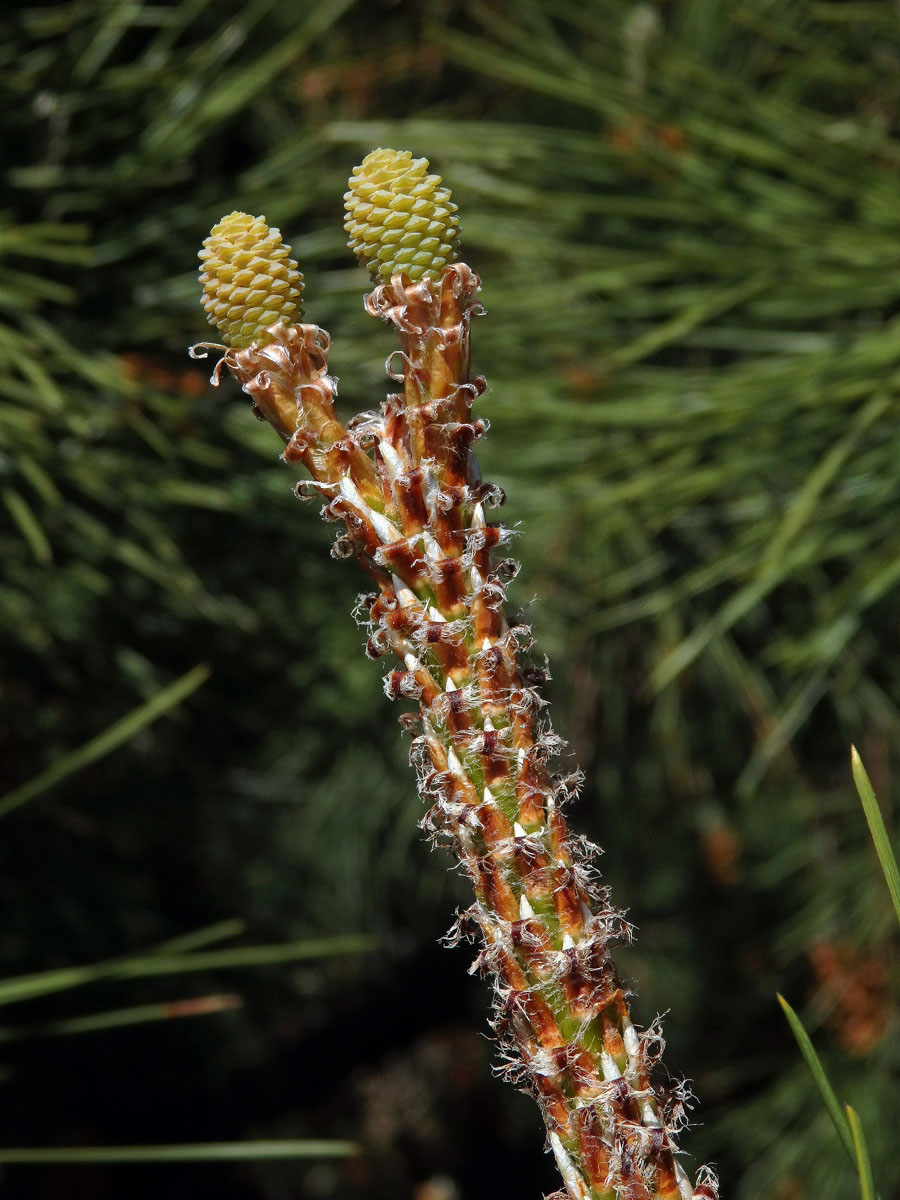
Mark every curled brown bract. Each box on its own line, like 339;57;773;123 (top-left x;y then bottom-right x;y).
365;263;481;339
224;324;332;438
229;323;331;384
364;265;484;486
189;324;329;403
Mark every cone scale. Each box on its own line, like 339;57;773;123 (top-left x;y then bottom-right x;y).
193;155;717;1200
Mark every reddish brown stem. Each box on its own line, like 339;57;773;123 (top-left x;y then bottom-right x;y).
203;269;716;1200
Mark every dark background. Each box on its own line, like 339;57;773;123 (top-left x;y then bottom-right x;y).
1;1;899;1197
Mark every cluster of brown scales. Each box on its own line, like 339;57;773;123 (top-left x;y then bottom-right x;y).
193;149;717;1200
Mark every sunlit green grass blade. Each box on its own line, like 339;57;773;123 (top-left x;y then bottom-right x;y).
150;918;246;957
606;273;770;370
0;663;211;818
2;487;52;563
777;993;855;1165
651;392;890;692
850;746;900;929
109;935;378;976
0;934;374;1008
847;1105;877;1200
0;993;241;1043
0;1140;359;1164
0;918;243;1008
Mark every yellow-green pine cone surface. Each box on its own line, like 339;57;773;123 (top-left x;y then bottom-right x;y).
198;212;303;348
344;148;460;282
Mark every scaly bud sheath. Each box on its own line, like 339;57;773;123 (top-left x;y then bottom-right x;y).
192;165;715;1200
224;325;380;504
344;148;460;283
193;215;380;509
199;212;303;348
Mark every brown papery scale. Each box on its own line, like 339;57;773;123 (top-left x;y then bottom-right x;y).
192;169;716;1200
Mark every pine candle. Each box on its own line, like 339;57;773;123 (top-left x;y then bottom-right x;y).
192;149;717;1200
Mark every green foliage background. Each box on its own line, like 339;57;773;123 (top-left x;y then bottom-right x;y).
1;1;899;1197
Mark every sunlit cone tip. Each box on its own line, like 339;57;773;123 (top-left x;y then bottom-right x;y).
344;148;461;283
198;211;304;349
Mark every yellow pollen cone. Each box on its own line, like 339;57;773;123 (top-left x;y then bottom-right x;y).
344;148;460;283
198;211;303;348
